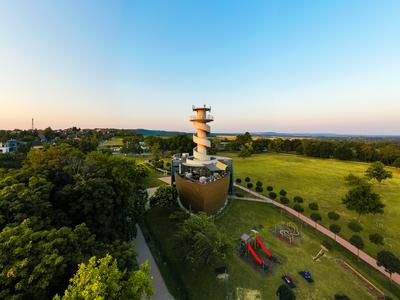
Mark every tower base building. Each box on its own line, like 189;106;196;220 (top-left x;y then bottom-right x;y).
171;105;233;215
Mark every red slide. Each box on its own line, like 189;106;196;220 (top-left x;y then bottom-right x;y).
256;236;272;258
247;243;262;265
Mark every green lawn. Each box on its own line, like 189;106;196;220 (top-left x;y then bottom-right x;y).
145;201;400;299
122;156;167;188
226;152;400;259
100;136;124;146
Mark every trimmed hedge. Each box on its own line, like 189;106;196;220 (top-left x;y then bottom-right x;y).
369;233;384;245
280;197;289;204
293;196;304;203
328;211;340;221
308;202;319;210
293;204;304;213
269;192;277;199
310;212;322;222
329;224;341;234
349;234;364;249
348;220;363;232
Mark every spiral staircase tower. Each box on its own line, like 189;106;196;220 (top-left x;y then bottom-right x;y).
190;105;213;161
171;104;233;215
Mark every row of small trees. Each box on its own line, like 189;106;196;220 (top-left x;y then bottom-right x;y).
234;163;400;279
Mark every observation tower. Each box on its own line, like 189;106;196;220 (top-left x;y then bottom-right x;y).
171;105;233;215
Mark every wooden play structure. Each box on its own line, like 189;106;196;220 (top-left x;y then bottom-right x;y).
270;222;301;245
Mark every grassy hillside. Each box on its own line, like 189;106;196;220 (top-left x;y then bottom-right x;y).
226;152;400;258
145;202;399;299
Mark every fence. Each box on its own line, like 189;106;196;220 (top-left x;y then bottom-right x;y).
234;183;400;285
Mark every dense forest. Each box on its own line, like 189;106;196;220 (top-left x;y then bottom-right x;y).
0;144;152;299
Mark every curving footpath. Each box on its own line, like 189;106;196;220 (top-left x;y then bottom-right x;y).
134;225;174;300
234;183;400;285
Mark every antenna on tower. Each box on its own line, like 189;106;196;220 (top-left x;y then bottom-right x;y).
32;118;34;131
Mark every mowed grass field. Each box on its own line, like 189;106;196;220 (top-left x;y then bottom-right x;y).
146;201;400;299
225;152;400;258
123;156;167;188
100;136;124;146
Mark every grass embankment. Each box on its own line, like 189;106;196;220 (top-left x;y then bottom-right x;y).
146;201;400;299
226;152;400;259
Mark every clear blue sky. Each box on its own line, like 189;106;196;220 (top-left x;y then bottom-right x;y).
1;0;399;134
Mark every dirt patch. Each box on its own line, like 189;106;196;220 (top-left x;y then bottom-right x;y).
236;288;262;300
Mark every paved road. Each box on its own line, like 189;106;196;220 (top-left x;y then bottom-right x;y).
134;225;174;300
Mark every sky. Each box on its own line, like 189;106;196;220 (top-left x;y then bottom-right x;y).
1;0;400;135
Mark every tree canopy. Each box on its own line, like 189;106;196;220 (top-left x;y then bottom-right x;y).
342;182;384;219
173;213;233;267
0;144;151;299
150;185;178;208
365;161;393;183
55;254;153;300
376;250;400;279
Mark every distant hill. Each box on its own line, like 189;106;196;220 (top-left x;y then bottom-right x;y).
134;128;400;141
135;128;189;136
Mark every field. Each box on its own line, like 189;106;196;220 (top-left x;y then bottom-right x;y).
226;152;400;259
123;156;167;189
100;136;124;146
145;201;400;299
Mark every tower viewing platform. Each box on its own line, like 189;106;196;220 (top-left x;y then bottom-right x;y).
171;104;234;215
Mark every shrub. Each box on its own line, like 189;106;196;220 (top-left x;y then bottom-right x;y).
293;196;303;203
310;213;322;222
276;284;295;300
280;197;289;205
235;192;244;198
267;186;273;191
245;177;251;182
328;211;340;221
279;189;287;196
335;295;351;300
256;181;263;187
150;185;178;208
308;202;319;210
269;192;277;199
255;186;263;193
153;160;164;169
247;182;253;189
235;178;242;184
369;233;384;245
348;220;363;232
166;162;171;168
329;224;341;234
349;234;364;249
293;204;304;213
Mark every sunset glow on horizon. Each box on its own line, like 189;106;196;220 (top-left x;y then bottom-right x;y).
1;0;400;135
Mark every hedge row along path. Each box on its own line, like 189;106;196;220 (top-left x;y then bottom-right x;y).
234;183;400;285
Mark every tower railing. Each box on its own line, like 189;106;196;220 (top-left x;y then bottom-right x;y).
190;114;214;121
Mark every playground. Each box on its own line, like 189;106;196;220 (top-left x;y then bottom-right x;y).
227;152;400;258
144;199;400;299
